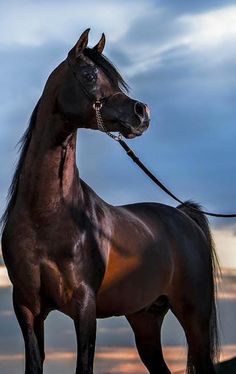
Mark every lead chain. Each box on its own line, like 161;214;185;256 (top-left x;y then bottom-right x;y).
93;100;123;141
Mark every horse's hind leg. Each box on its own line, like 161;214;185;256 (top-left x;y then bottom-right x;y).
170;302;216;374
186;325;215;374
126;310;171;374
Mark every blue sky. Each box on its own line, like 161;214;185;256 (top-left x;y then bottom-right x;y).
1;0;236;267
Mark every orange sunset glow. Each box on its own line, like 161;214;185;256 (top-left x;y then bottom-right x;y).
0;346;235;373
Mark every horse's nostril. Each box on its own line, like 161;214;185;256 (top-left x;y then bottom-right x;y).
134;102;146;118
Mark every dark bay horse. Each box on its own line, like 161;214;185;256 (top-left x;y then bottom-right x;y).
1;29;219;374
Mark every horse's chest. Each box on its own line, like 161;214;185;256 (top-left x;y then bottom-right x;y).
3;212;108;313
3;223;84;286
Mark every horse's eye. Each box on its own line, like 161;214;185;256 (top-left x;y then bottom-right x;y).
82;71;97;83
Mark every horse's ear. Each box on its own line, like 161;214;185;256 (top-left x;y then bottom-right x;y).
93;33;106;54
68;28;90;61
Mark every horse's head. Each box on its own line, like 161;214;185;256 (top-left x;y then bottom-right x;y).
57;29;150;139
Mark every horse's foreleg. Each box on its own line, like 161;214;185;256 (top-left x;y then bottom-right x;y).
34;315;46;365
73;287;97;374
126;310;171;374
13;294;44;374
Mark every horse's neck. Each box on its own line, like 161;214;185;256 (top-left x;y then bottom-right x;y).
18;104;81;219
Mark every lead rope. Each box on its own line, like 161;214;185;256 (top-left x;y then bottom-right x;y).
93;101;236;218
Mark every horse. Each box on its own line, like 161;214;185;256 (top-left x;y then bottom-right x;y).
1;29;219;374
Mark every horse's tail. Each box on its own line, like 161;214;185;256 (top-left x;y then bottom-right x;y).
177;201;220;369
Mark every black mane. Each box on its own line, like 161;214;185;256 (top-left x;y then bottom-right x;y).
84;48;129;93
1;99;41;231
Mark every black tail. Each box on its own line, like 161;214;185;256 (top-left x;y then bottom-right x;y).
177;201;220;371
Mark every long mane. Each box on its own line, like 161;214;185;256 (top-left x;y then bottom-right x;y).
1;99;41;231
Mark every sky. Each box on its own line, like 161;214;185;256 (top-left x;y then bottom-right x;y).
1;0;236;266
0;0;236;372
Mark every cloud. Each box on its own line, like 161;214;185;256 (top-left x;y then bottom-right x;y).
0;0;150;47
117;5;236;77
0;267;11;288
213;230;236;268
181;5;236;50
